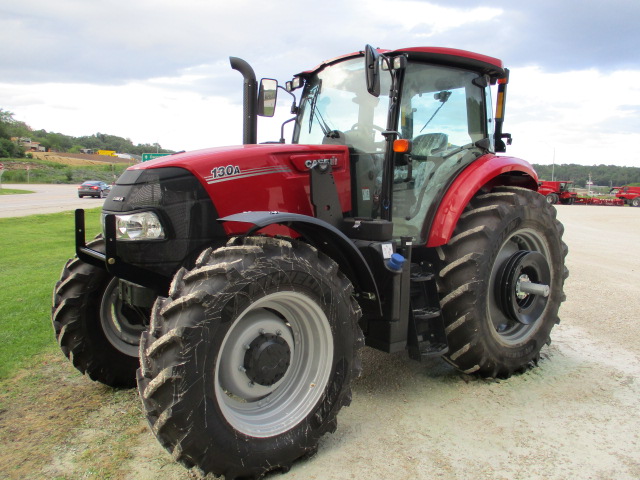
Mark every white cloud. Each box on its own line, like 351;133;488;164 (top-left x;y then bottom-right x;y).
363;1;503;36
506;67;640;166
0;81;244;150
1;0;639;166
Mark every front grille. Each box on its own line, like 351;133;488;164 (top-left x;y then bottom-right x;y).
103;167;226;278
125;182;163;208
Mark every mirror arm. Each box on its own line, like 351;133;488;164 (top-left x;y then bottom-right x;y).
278;85;298;114
279;117;296;144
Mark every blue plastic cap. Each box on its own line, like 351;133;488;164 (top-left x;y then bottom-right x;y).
387;253;405;272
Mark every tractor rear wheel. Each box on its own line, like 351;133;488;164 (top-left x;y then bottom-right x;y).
545;193;559;204
632;197;640;207
52;238;147;387
437;187;568;378
137;236;363;479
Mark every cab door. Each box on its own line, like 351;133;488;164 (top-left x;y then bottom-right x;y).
392;62;491;242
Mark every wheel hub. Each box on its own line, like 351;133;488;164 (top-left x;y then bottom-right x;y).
497;250;551;325
244;332;291;386
100;278;147;356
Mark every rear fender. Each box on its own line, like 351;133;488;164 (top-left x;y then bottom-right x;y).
219;211;382;315
426;155;538;247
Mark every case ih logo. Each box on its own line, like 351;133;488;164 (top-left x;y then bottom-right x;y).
304;157;338;169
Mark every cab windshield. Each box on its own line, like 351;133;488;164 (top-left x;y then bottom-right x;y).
294;57;392;153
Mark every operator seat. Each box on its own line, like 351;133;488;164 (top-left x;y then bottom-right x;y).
392;132;448;229
411;132;448;158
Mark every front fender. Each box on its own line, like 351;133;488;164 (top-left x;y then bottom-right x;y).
219;211;381;315
426;155;538;247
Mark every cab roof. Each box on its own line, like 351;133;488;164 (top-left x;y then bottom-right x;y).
298;46;506;80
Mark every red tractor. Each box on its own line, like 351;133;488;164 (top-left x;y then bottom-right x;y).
611;185;640;206
52;45;567;479
538;180;577;205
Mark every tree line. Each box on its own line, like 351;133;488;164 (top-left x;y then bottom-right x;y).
2;108;639;187
0;108;173;158
533;163;640;188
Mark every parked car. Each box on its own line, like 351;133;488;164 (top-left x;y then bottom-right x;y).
78;181;111;198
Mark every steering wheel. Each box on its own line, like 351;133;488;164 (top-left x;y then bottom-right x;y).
350;123;386;133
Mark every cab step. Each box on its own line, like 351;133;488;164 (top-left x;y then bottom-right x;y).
407;268;449;360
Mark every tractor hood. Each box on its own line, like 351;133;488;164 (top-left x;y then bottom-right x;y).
120;144;353;219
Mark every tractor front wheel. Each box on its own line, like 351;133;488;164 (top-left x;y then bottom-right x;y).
437;187;568;378
137;236;363;479
52;238;147;387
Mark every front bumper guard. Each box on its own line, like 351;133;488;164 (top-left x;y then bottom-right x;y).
75;209;170;294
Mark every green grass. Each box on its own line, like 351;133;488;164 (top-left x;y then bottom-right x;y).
1;158;129;184
0;188;34;195
0;208;103;380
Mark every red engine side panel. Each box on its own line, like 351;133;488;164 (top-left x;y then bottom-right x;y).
426;155;538;247
129;144;352;235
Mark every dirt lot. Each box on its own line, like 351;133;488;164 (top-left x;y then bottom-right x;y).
1;204;639;480
31;151;134;165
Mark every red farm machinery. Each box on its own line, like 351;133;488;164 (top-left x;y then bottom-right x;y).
611;186;640;207
52;45;568;479
538;180;577;205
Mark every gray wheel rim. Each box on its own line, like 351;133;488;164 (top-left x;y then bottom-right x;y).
99;277;145;356
215;291;334;437
488;228;552;345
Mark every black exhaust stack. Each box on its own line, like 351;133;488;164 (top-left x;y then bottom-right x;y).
230;57;258;144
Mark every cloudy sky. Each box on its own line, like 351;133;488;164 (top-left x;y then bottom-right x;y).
1;0;639;167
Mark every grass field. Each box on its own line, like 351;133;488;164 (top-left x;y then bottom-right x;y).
0;208;173;480
0;158;129;184
0;208;103;379
0;188;34;195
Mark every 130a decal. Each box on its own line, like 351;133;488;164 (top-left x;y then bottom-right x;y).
211;165;241;178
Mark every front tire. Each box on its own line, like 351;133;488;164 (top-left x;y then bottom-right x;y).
437;187;568;378
138;236;363;479
52;238;148;387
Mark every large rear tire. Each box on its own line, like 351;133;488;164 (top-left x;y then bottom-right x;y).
436;187;568;378
137;236;363;479
52;238;147;387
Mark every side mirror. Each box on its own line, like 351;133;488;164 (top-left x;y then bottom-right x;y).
257;78;278;117
364;44;380;97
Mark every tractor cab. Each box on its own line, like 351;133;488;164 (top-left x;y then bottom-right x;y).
267;46;511;243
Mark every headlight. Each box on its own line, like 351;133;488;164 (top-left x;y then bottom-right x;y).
107;211;166;241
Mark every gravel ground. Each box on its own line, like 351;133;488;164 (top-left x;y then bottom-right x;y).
2;201;640;480
288;204;640;480
113;204;640;479
122;205;640;480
